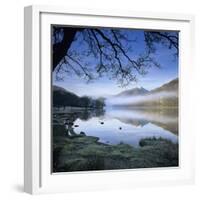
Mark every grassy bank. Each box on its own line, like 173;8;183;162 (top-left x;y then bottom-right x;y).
53;126;178;172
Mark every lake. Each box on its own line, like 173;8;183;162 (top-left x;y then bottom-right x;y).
53;106;178;147
53;106;178;172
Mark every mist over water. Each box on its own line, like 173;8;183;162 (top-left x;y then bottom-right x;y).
73;107;178;147
105;107;178;124
106;91;177;106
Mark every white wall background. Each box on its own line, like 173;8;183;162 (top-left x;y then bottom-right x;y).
0;0;200;199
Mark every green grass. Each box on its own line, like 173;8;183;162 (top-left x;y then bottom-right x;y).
53;127;178;172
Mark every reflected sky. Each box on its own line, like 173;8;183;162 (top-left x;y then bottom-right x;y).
74;118;178;147
73;108;178;147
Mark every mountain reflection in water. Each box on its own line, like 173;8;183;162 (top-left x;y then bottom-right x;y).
54;106;178;147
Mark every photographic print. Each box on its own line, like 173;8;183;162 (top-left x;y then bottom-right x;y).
52;26;179;173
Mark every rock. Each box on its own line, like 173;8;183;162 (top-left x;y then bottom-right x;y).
100;122;104;124
74;125;79;127
80;131;86;136
119;127;122;130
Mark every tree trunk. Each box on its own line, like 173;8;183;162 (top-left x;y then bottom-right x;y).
52;27;84;71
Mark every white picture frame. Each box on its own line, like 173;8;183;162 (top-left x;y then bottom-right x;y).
24;5;195;194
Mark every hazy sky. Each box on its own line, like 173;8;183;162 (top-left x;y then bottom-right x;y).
53;29;178;98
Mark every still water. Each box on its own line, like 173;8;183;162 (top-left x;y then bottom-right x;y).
59;107;178;147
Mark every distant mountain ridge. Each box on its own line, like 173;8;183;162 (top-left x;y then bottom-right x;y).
151;78;178;94
53;78;178;108
113;78;178;107
116;87;149;97
116;78;178;97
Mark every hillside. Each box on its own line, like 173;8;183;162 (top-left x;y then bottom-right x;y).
151;78;178;94
149;78;178;107
112;78;178;107
116;87;149;97
53;85;105;108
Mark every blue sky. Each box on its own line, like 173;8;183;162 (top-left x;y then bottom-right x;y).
53;29;178;98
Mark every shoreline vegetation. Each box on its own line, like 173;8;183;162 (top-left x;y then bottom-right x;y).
52;27;179;172
52;78;178;172
53;124;178;172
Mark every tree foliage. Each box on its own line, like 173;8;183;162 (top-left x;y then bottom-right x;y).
53;87;105;108
52;27;178;86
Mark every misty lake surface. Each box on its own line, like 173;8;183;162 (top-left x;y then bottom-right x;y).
66;107;178;147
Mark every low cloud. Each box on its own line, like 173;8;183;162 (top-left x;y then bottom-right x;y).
106;91;177;106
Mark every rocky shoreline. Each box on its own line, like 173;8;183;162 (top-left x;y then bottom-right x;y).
53;125;178;172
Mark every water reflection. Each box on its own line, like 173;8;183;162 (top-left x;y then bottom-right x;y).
53;106;178;147
106;107;178;134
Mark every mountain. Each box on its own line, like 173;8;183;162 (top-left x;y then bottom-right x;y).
116;87;149;97
112;78;178;107
53;85;84;107
151;78;178;94
53;85;105;108
116;78;178;97
53;85;69;93
147;78;178;107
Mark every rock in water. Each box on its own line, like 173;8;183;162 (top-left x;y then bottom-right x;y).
80;131;86;136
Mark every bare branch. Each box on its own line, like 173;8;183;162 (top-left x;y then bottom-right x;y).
66;54;93;80
52;26;178;86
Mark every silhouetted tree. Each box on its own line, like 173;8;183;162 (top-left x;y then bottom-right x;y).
144;31;178;55
52;27;178;86
53;86;105;108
